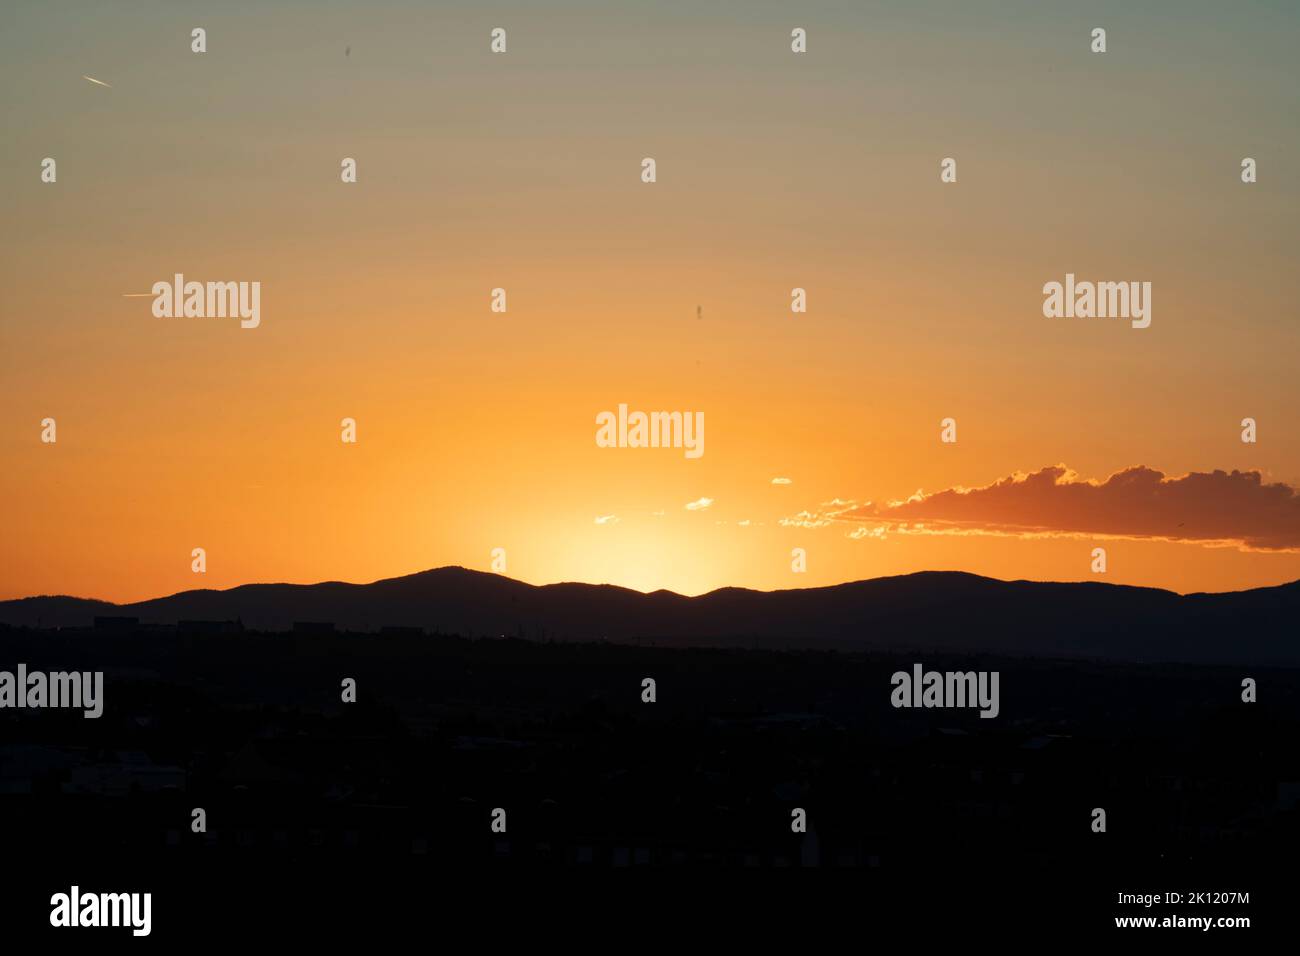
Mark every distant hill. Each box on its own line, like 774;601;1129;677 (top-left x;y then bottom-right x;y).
2;567;1298;665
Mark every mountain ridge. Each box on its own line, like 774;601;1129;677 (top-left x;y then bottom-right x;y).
2;567;1297;665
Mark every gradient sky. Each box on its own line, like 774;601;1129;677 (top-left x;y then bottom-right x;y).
3;0;1299;602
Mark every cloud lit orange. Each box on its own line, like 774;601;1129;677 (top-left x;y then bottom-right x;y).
813;466;1300;552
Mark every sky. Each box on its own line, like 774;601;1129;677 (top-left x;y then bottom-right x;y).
2;0;1298;602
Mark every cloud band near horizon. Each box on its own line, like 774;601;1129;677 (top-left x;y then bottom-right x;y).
791;465;1300;552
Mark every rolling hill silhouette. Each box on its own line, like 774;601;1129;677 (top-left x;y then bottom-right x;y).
2;567;1297;664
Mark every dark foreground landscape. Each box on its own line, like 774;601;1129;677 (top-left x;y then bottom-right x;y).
1;570;1295;936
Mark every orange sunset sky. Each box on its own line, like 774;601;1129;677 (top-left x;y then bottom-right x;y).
3;1;1299;602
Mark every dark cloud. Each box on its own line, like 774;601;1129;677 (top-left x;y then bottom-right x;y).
829;465;1300;551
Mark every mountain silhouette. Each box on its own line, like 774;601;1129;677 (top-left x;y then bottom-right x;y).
2;567;1298;665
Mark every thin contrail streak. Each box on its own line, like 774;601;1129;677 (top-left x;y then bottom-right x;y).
82;75;111;88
